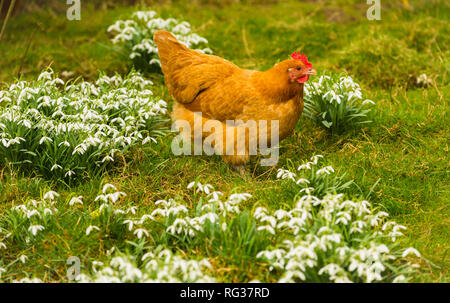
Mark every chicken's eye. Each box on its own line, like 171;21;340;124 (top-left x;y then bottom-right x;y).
296;67;302;71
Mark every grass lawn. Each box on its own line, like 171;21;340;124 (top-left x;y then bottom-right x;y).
0;0;448;282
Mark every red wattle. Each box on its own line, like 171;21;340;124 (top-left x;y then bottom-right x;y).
297;75;309;83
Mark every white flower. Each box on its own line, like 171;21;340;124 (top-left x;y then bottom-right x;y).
228;193;251;202
86;225;100;236
123;220;135;231
277;169;296;180
253;207;268;220
43;190;59;200
393;275;406;283
310;154;323;164
298;163;312;170
259;215;277;228
39;136;53;145
296;178;310;184
50;164;62;171
142;252;155;261
65;170;75;177
19;255;28;264
106;247;116;256
69;196;83;206
257;225;275;235
28;225;45;236
316;166;335;175
102;155;114;162
362;99;375;105
102;184;117;193
127;206;138;215
402;247;421;258
134;228;149;239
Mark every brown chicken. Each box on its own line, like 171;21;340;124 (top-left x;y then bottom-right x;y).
154;30;316;171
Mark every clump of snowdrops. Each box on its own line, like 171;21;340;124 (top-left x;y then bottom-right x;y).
0;158;421;282
303;73;375;134
0;69;168;181
0;184;214;283
277;154;354;199
77;250;215;283
108;10;212;73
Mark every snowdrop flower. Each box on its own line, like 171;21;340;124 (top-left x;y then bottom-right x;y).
43;190;59;200
299;187;315;195
65;170;75;177
127;206;138;215
208;191;223;202
257;225;275;235
416;74;432;86
259;215;277;228
228;193;251;203
298;162;312;170
43;208;53;216
106;247;116;256
69;196;83;206
316;166;335;175
393;275;406;283
274;210;291;220
102;155;114;162
142;252;155;261
254;207;269;220
123;220;135;231
86;225;100;236
139;214;154;223
0;242;6;249
19;255;28;264
362;99;375;105
94;194;108;203
102;184;117;193
28;225;45;236
382;221;396;231
39;136;53;145
335;212;351;225
14;204;27;212
109;191;127;203
187;181;197;189
277;169;296;181
50;164;62;171
402;247;421;258
296;178;310;185
26;209;41;219
134;228;149;239
310;154;323;164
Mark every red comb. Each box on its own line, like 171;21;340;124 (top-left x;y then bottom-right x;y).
291;51;313;68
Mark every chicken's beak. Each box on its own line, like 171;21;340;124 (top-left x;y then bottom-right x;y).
305;68;317;75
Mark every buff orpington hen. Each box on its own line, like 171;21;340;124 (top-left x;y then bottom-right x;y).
154;30;316;172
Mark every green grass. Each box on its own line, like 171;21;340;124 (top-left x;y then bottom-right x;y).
0;0;448;282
